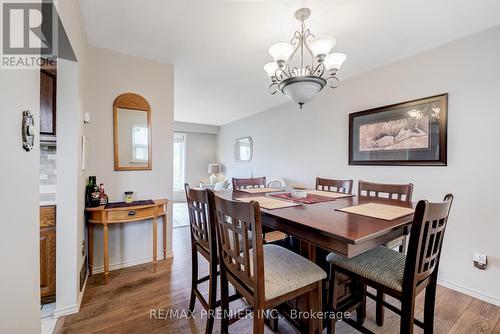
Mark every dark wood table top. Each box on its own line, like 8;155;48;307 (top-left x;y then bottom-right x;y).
216;189;414;254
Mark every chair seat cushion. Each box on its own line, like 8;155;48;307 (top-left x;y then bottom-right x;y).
251;244;327;301
326;246;406;292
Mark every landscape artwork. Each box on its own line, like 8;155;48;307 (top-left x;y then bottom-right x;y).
359;114;430;152
349;94;448;166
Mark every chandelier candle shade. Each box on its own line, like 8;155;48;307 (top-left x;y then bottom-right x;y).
264;8;346;108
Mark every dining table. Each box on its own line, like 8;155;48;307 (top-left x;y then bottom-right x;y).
215;188;415;332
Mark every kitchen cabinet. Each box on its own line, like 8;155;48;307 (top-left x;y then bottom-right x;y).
40;206;56;298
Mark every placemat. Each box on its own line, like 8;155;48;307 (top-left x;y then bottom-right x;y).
105;200;154;209
237;187;282;194
307;190;355;199
336;203;415;221
236;196;301;210
270;192;336;204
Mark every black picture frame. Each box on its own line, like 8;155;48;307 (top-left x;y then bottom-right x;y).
349;94;448;166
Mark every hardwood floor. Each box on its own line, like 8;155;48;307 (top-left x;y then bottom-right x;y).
58;227;500;334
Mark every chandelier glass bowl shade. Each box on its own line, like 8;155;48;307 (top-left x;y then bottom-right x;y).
264;8;346;108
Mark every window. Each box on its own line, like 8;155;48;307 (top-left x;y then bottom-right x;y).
132;124;148;161
173;133;186;191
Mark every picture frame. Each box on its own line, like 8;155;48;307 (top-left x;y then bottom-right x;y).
349;94;448;166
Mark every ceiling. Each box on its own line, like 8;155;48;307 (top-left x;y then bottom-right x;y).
79;0;500;126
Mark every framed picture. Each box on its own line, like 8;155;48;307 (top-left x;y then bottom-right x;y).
349;94;448;166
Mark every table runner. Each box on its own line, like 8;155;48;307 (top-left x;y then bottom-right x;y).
270;192;337;204
236;187;282;194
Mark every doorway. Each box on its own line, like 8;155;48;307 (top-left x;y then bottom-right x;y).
173;133;189;228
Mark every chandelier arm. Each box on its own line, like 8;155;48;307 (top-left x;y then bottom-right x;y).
311;63;325;77
275;68;290;81
326;76;340;88
268;82;279;95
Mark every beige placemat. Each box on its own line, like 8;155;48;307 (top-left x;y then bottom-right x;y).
236;196;301;210
336;203;415;221
308;190;355;199
237;187;282;194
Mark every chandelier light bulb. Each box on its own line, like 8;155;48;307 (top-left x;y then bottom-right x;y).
309;36;336;60
324;52;347;71
264;62;279;78
268;42;294;64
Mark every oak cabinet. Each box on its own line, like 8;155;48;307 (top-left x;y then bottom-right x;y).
40;70;56;136
40;206;56;298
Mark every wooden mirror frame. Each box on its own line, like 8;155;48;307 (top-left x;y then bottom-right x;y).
113;93;152;171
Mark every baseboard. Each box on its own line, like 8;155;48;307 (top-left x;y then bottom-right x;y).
438;279;500;306
77;274;88;308
53;303;79;318
93;253;173;274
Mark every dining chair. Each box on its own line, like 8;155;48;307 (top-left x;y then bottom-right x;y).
232;177;266;190
185;184;240;334
326;194;454;334
207;190;327;334
316;177;353;194
357;180;414;325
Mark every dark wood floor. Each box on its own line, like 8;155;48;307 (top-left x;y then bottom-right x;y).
58;227;500;334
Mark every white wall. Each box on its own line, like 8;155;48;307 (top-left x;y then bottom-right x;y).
218;26;500;305
54;0;89;316
85;46;174;271
0;65;41;334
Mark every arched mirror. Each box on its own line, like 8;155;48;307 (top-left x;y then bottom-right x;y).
113;93;152;171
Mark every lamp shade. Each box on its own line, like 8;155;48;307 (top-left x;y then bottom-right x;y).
324;53;347;71
264;62;279;78
268;42;294;63
208;163;220;174
309;36;336;58
279;77;326;106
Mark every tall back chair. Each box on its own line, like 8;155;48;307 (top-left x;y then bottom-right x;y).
232;177;266;190
316;177;353;194
327;194;454;334
358;180;413;202
184;184;218;334
357;180;414;324
208;190;326;334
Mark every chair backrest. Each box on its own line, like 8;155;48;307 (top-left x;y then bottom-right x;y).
403;194;454;291
207;190;265;303
184;184;215;255
232;177;266;190
316;177;353;194
358;180;414;202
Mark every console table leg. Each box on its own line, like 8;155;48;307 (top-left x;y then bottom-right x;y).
153;217;158;272
103;223;109;284
162;213;167;259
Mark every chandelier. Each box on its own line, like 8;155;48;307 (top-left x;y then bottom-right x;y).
264;8;346;109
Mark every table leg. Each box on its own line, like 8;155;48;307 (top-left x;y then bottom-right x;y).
88;224;94;276
103;223;109;284
162;213;167;259
153;216;158;272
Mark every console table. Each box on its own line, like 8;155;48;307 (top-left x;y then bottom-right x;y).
85;199;168;284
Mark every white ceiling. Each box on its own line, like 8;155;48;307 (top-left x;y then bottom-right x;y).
79;0;500;125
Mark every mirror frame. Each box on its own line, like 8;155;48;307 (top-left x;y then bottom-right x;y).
234;136;253;162
113;93;152;171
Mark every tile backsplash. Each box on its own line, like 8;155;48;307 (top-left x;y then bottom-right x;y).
40;143;56;186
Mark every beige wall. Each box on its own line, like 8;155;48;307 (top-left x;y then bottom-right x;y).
218;26;500;305
85;46;174;270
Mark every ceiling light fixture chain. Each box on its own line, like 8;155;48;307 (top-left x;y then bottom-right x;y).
264;8;347;108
